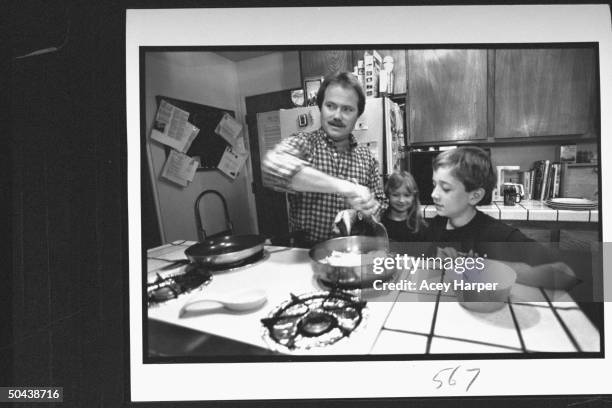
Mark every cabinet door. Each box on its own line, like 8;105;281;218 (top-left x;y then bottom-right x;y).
300;50;353;80
494;48;597;138
408;50;487;143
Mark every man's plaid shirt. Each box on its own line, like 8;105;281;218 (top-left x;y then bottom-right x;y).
262;128;387;244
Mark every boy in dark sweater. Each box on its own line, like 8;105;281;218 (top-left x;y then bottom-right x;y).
421;147;578;290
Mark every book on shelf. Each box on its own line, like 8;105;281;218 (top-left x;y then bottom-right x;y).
532;159;551;201
532;160;543;200
543;163;562;200
548;165;554;199
531;160;564;201
551;162;562;199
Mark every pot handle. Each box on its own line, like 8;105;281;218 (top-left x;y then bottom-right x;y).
195;190;233;241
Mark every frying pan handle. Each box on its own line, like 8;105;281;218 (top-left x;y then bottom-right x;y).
195;190;233;241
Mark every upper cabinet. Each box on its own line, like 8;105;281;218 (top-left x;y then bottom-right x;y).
299;47;598;145
494;48;598;139
407;49;488;143
300;50;353;80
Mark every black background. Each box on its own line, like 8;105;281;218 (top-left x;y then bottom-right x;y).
6;0;611;407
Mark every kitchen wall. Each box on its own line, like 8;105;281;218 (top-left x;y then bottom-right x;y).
145;51;301;243
490;142;598;173
490;144;557;173
236;51;301;97
145;52;255;242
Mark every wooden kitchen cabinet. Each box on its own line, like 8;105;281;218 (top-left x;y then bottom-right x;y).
300;50;353;80
407;49;488;143
494;48;598;139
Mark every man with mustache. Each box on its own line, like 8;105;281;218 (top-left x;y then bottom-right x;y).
263;72;386;246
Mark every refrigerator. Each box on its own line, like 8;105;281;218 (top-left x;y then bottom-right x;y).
278;97;405;178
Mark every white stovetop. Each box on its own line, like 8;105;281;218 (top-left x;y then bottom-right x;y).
147;242;399;355
147;241;600;355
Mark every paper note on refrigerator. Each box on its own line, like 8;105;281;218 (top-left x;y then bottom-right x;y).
160;150;199;187
150;100;200;153
217;146;248;180
180;124;200;153
215;113;243;146
256;111;281;188
233;136;247;154
256;110;282;156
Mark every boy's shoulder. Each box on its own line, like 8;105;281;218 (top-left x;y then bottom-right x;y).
471;211;531;242
419;215;447;240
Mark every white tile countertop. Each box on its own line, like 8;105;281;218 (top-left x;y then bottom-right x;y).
146;242;601;356
373;270;601;354
422;200;599;222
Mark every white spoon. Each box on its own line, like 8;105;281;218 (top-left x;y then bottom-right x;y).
179;289;267;318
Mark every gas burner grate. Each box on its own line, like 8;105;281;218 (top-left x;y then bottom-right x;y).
261;289;367;352
147;264;212;307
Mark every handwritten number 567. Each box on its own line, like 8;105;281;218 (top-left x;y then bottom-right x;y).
432;366;480;391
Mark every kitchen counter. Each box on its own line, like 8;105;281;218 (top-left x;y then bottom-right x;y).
147;241;601;357
423;199;599;243
423;199;599;223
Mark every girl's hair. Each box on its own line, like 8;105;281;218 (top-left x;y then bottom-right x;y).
384;171;426;233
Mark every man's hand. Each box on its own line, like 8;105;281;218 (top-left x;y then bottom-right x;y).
343;183;379;216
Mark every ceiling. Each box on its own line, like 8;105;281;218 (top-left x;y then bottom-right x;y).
215;51;275;62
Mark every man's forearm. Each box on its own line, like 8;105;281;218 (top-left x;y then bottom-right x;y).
290;166;354;195
504;261;579;290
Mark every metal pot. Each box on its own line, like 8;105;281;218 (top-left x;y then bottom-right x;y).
185;234;265;266
308;235;394;289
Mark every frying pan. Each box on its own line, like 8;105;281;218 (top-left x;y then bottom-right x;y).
309;235;394;289
185;234;265;266
187;190;265;267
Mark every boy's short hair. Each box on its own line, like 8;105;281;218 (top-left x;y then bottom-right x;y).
432;147;497;194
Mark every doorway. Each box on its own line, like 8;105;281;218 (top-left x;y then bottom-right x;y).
245;89;295;242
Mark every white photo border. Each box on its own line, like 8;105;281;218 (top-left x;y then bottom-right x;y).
127;5;612;402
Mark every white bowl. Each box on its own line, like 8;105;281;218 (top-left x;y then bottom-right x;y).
448;259;517;313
